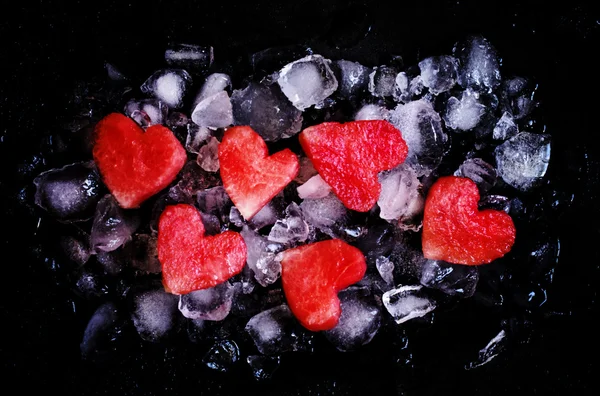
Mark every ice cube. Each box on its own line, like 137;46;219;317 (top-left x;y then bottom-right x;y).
466;330;507;369
418;55;458;95
241;226;283;286
59;233;91;266
247;355;281;381
247;198;284;231
33;161;104;222
268;202;310;246
191;91;233;129
333;60;371;99
124;99;168;127
389;100;448;176
493;112;519;141
185;124;212;154
131;289;179;342
231;81;303;141
455;36;501;92
297;175;332;200
90;195;140;253
165;43;213;72
324;287;382;351
74;270;109;299
454;158;497;194
197;136;220;172
300;194;349;239
294;156;318;184
494;132;551;191
195;73;232;104
203;340;240;372
127;234;161;273
179;281;234;321
245;304;311;355
140;69;192;108
501;77;538;120
355;222;397;264
394;72;425;103
168;161;221;204
382;285;436;324
376;256;395;285
80;302;119;359
420;260;479;297
377;164;424;230
444;88;487;131
277;54;338;110
369;66;399;98
196;186;232;223
354;104;389;121
478;195;512;213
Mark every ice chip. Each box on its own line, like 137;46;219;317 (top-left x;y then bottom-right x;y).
90;195;140;253
203;340;240;372
179;281;234;321
377;164;424;230
241;226;283;286
277;54;338;110
493;112;519;140
494;132;551;191
394;72;425;103
354;104;389;121
140;69;192;108
247;355;281;381
124;99;168;127
231;81;303;141
268;202;310;246
245;305;311;355
376;256;395;285
191;91;233;129
185;124;212;154
418;55;458;95
420;260;479;297
297;175;331;199
34;161;104;222
80;302;119;359
131;289;179;342
369;66;399;98
444;88;487;131
389;100;448;176
194;73;232;105
382;285;436;324
333;60;370;99
466;330;507;370
165;43;213;71
324;287;382;351
197;136;220;172
454;158;497;193
455;36;501;92
300;194;349;238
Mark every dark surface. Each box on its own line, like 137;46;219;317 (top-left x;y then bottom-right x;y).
2;0;600;394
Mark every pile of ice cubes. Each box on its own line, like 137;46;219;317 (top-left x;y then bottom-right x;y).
30;36;556;376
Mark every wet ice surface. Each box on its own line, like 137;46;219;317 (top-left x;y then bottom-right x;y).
132;289;179;342
268;203;310;246
80;302;118;359
377;164;424;230
454;158;497;193
179;281;234;321
165;43;213;71
245;305;312;355
502;77;538;120
444;88;487;131
241;226;283;286
247;355;281;381
354;104;389;121
455;35;501;92
191;91;233;129
196;186;232;224
333;60;370;99
495;132;551;191
124;99;168;127
197;136;220;172
231;81;303;141
203;340;240;372
141;69;192;108
394;72;425;103
418;55;458;95
277;54;338;110
34;161;103;222
420;260;479;297
389;100;448;176
299;194;349;239
376;256;395;285
466;330;507;370
185;124;212;154
60;233;91;266
90;195;140;253
493;112;519;141
369;65;399;98
382;285;436;324
297;175;331;200
324;287;383;351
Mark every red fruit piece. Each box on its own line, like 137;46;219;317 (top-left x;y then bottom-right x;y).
422;176;516;265
280;239;367;331
93;113;186;208
158;204;247;294
299;120;408;212
219;126;299;220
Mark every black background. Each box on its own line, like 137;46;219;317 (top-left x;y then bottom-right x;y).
2;0;600;394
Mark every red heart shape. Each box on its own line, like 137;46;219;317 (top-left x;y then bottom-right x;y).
93;113;187;208
299;120;408;212
422;176;516;265
219;126;299;220
281;239;366;331
158;204;247;294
